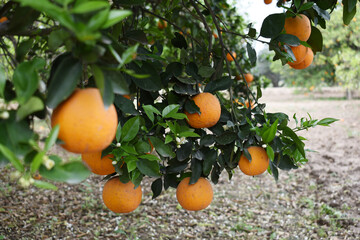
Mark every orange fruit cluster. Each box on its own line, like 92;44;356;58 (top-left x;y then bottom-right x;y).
284;14;314;69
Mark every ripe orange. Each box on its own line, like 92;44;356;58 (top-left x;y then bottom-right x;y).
0;17;8;23
287;45;308;65
213;32;218;39
102;178;142;213
176;177;213;211
238;146;269;176
157;20;167;30
226;51;236;62
81;152;116;175
185;92;221;129
51;88;118;153
289;47;314;70
284;14;311;41
244;73;254;83
264;0;272;4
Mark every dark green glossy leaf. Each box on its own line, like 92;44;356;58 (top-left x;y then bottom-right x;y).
343;0;357;25
71;1;109;14
149;136;175;158
307;26;323;54
189;158;202;184
198;66;215;78
204;76;232;93
260;13;286;38
47;54;82;108
316;118;338;126
184;99;200;114
176;141;192;161
136;159;161;177
202;149;217;176
246;43;257;65
215;132;237;145
275;34;300;46
121;116;140;142
114;94;138;115
171;32;187;49
151;178;162;199
130;62;162;91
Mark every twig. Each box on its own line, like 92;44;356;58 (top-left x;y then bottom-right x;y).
189;0;213;54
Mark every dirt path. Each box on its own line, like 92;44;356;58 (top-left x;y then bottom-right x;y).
1;88;359;240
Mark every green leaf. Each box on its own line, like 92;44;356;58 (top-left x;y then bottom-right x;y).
316;118;338;126
87;8;109;31
130;62;162;91
103;71;130;95
202;149;217;176
260;13;286;39
0;65;5;98
275;34;300;46
0;144;24;172
343;0;357;25
298;2;314;12
143;105;161;122
71;1;109;14
16;39;33;62
246;43;257;66
266;145;274;162
39;160;90;184
189;159;202;184
262;119;278;144
114;95;138;115
139;154;160;161
151;178;162;199
102;10;132;29
162;104;180;118
171;32;187;49
33;180;58;190
176;141;192;161
121;44;139;66
16;96;44;121
44;125;59;152
282;127;305;158
92;65;114;109
215;132;237;145
204;76;232;93
347;0;357;12
149;136;175;158
307;26;323;54
121;145;137;154
13;59;45;105
46;54;82;109
136;159;161;177
30;151;45;174
178;131;200;138
121;117;140;142
184;99;200;114
116;122;122;142
198;66;216;78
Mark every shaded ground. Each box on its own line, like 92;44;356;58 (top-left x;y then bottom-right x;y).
1;88;360;240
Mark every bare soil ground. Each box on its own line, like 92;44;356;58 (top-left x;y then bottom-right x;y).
1;87;359;240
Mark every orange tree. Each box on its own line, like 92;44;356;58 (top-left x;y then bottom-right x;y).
0;0;346;211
